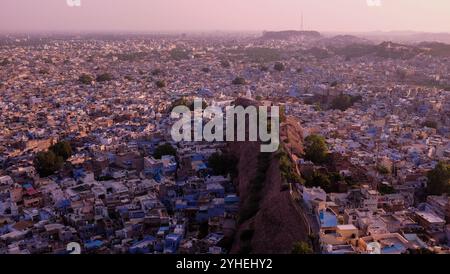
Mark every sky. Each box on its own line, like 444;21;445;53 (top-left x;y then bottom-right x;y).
1;0;450;33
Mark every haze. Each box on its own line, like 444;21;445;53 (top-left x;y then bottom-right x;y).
1;0;450;33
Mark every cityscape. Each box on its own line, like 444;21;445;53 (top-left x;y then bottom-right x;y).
0;0;449;255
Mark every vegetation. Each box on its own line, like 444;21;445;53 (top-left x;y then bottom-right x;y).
329;94;362;111
291;241;313;254
304;134;329;164
50;141;73;161
244;47;281;62
151;68;163;76
78;73;94;85
33;141;73;177
220;60;231;68
260;65;269;72
232;77;246;85
207;152;238;178
155;80;166;88
96;73;113;82
170;48;191;61
278;149;303;187
407;248;436;254
153;143;177;159
274;62;285;72
426;161;450;195
124;75;134;81
422;120;438;129
378;183;395;195
377;165;390;175
34;151;64;177
116;52;149;62
169;97;208;111
0;59;10;66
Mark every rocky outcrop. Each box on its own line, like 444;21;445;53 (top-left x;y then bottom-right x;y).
229;116;309;254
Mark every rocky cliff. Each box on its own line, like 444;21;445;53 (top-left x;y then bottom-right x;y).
229;117;310;254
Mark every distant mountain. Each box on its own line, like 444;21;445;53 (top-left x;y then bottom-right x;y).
324;40;438;60
359;31;450;44
417;42;450;57
374;41;423;59
261;30;321;40
318;35;374;47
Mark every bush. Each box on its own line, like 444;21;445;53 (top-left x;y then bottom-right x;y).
304;134;329;164
329;94;362;111
96;73;113;82
78;74;94;85
34;151;64;177
422;120;438;129
427;162;450;195
291;241;313;254
155;80;166;88
274;62;285;72
170;48;191;60
50;141;73;161
220;60;231;68
232;77;246;85
208;153;238;177
153;143;177;159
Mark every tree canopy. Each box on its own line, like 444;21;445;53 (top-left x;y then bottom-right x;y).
78;73;94;85
153;143;177;159
427;161;450;195
34;141;73;177
232;77;246;85
304;134;329;164
274;62;285;72
329;94;362;111
96;73;113;82
207;152;238;177
34;151;64;177
291;241;313;254
50;141;73;161
155;80;166;88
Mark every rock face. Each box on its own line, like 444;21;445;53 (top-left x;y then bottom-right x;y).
229;117;310;254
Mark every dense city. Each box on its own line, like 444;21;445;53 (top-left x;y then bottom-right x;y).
0;31;449;254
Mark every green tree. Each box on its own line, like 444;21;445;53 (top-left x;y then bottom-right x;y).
304;134;329;164
232;77;246;85
274;62;285;72
291;241;313;254
220;60;231;68
155;80;166;88
96;73;113;82
151;68;163;76
422;120;438;129
427;162;450;195
34;151;64;177
153;143;177;159
330;94;352;111
50;141;73;161
78;74;94;85
305;172;332;192
208;153;238;177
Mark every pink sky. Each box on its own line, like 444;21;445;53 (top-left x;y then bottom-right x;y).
1;0;449;33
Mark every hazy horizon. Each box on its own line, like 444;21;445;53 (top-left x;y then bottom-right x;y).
1;0;450;34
